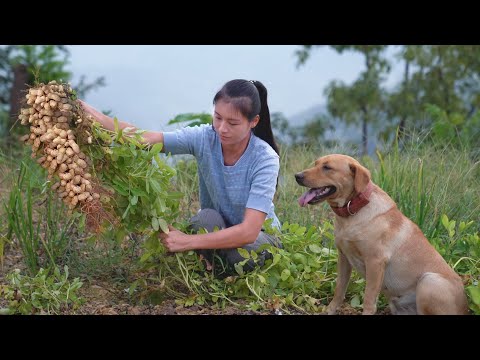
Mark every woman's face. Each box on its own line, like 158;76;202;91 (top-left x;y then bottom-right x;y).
213;100;259;147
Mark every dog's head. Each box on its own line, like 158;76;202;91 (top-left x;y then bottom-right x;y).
295;154;371;208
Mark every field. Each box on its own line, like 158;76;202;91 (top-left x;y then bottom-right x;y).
1;140;479;315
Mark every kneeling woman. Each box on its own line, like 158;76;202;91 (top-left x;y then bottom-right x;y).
79;79;282;274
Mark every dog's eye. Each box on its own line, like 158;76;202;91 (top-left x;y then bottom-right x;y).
323;165;332;171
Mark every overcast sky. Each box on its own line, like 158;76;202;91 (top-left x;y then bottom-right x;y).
68;45;402;131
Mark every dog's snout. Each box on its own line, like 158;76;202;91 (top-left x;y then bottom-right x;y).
295;172;304;185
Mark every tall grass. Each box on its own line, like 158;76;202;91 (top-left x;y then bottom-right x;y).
372;134;480;238
3;151;76;275
173;138;479;239
0;148;12;269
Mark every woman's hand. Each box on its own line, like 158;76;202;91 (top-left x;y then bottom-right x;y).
77;99;116;131
78;99;164;146
159;225;191;252
77;99;101;121
77;99;94;116
77;99;87;108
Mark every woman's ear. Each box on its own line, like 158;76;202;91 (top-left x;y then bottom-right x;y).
251;115;260;129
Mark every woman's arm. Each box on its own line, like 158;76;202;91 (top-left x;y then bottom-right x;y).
78;99;164;146
160;208;267;252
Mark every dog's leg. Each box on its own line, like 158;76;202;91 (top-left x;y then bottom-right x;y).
362;259;386;315
416;272;469;315
326;250;352;315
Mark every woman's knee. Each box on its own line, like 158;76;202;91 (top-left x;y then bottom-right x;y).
188;208;226;233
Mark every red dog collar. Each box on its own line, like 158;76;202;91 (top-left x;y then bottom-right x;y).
331;181;374;217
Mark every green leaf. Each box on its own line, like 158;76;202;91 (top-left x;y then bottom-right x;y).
130;195;138;205
308;244;323;254
78;213;86;231
305;226;317;239
295;226;307;236
234;263;244;276
459;221;474;233
130;145;137;156
167;113;212;127
112;184;129;196
150;143;163;155
122;203;131;219
293;253;307;265
441;214;449;230
127;137;143;149
467;285;480;305
158;198;166;213
151;217;159;231
140;252;152;262
130;188;147;197
350;295;361;308
271;253;281;266
149;179;162;194
280;269;291;281
167;191;184;199
158;218;169;233
237;248;250;259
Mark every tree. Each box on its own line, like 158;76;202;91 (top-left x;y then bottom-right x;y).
297;45;480;153
298;46;390;155
386;46;480;146
297;114;334;147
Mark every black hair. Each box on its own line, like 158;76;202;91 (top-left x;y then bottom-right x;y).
213;79;279;155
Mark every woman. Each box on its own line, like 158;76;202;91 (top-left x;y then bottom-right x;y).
79;79;282;274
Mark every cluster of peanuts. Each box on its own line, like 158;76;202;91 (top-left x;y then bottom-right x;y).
18;80;100;210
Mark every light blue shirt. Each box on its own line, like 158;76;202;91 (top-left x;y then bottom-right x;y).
163;124;280;229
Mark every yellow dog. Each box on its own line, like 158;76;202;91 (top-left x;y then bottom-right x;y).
295;154;469;315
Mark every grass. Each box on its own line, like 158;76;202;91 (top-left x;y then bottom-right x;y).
3;152;77;275
373;135;480;238
1;135;479;314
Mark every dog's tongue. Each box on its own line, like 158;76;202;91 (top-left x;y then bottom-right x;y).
298;189;318;207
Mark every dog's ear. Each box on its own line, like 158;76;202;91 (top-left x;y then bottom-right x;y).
349;163;371;193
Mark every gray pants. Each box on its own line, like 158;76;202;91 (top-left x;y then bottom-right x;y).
189;209;282;275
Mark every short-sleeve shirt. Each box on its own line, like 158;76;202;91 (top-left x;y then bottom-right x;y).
163;124;280;230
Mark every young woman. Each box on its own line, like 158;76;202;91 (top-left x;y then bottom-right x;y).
79;79;282;274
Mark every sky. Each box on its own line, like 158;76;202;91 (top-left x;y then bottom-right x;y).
68;45;402;131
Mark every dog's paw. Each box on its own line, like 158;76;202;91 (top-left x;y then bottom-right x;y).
326;303;339;315
362;305;377;315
